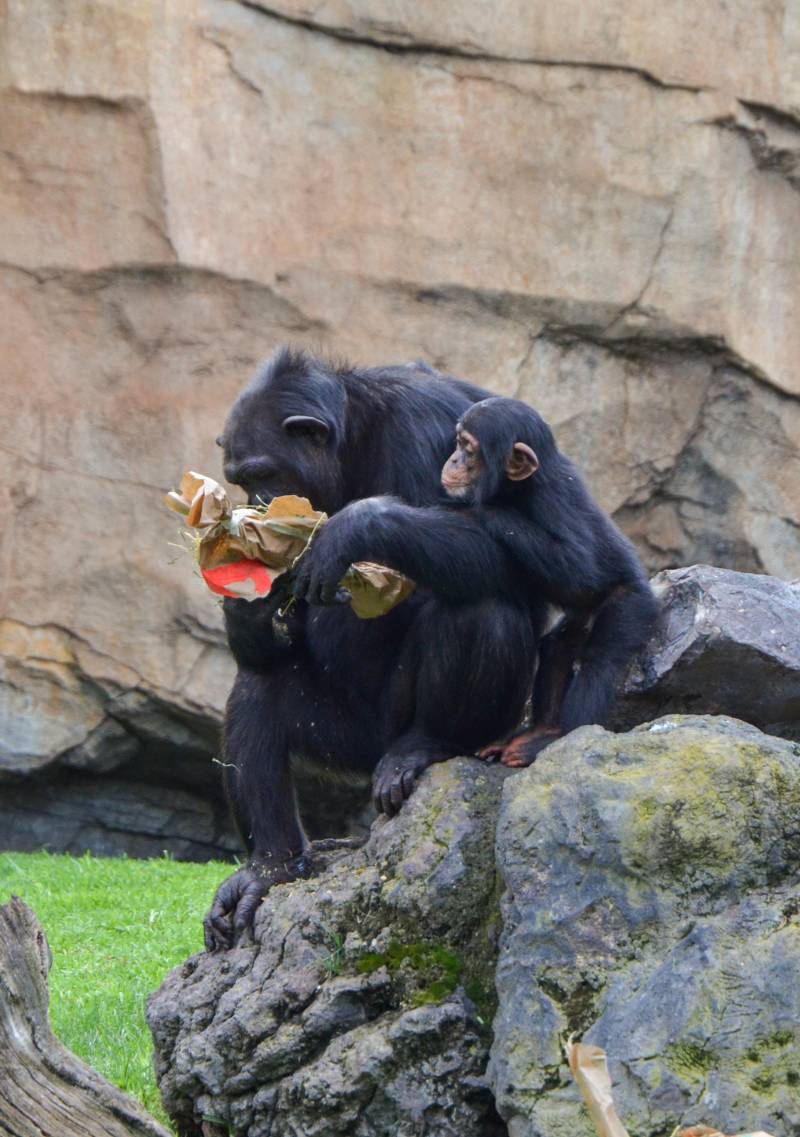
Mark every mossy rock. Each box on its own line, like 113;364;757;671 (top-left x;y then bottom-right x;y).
150;758;507;1137
491;715;800;1137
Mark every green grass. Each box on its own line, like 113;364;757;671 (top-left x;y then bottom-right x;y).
0;851;232;1128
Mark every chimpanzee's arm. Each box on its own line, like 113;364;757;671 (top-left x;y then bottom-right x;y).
498;502;647;600
292;496;518;605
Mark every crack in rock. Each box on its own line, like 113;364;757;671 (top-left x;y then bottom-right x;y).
232;0;706;92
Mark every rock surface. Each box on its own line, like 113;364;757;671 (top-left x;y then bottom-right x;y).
147;759;508;1137
491;715;800;1137
150;717;800;1135
2;2;800;853
616;564;800;740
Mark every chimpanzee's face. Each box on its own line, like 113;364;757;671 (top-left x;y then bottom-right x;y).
442;403;541;505
441;427;484;501
219;407;328;507
217;361;346;513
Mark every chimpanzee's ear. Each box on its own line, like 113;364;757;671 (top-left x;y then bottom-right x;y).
282;415;330;444
506;442;539;481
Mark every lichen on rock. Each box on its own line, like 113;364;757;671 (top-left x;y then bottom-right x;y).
147;758;509;1137
490;714;800;1137
148;717;800;1135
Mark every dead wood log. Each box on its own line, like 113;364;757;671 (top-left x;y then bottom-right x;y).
0;896;171;1137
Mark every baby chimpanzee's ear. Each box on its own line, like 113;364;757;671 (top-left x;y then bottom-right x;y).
506;442;539;481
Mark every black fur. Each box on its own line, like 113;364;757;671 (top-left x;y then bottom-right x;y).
296;395;659;757
205;353;544;950
463;398;659;735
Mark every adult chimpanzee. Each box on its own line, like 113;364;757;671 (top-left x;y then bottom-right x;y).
205;351;547;951
294;395;659;766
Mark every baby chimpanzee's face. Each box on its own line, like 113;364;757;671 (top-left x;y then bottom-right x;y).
441;427;484;499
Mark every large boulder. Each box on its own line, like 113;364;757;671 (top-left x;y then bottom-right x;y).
617;565;800;739
147;759;508;1137
149;716;800;1134
490;715;800;1137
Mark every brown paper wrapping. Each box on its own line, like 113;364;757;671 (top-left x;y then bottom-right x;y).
567;1040;630;1137
166;471;415;618
343;561;417;619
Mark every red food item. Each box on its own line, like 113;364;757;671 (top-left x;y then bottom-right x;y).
201;560;273;600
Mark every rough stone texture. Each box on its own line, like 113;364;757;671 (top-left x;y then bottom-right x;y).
616;564;800;740
0;613;369;856
148;758;507;1137
0;775;241;861
490;715;800;1137
2;1;800;853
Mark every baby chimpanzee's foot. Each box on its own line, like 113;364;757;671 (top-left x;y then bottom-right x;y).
372;752;438;817
477;740;506;761
499;727;563;768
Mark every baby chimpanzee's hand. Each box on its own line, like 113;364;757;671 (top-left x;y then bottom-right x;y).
292;529;352;606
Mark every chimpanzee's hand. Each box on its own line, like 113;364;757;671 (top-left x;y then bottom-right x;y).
223;575;304;668
372;752;433;818
223;572;294;630
292;528;353;606
203;853;308;952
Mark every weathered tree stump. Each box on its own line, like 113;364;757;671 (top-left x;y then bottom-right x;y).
0;896;170;1137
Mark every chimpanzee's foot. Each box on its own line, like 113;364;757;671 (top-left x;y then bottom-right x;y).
203;852;310;952
477;727;548;763
372;751;444;818
477;740;506;761
499;727;562;768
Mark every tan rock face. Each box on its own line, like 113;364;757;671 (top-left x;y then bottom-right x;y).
1;0;799;850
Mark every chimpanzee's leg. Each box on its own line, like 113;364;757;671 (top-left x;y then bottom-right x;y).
486;582;658;768
221;674;296;858
490;611;594;767
532;613;594;727
204;663;381;951
558;581;659;731
373;598;539;815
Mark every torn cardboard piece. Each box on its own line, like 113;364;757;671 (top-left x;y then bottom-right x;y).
565;1040;775;1137
166;471;415;618
566;1040;629;1137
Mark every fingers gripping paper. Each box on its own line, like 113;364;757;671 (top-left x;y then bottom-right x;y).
165;471;415;618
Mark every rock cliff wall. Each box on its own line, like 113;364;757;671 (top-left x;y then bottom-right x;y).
2;2;799;854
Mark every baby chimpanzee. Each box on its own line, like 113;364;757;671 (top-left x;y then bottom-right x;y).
440;396;659;766
294;396;658;782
